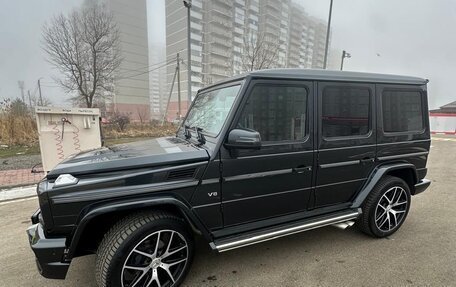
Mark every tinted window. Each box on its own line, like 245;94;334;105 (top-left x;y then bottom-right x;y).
382;90;423;132
322;86;370;138
237;84;308;142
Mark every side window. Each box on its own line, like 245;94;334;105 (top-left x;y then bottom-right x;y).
382;89;423;132
322;86;371;138
237;84;308;142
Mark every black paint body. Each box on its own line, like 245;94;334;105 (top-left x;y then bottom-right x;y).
27;69;431;279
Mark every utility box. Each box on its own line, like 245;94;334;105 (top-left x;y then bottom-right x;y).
35;107;102;172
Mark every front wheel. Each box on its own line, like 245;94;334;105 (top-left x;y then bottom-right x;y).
95;211;194;287
357;176;411;237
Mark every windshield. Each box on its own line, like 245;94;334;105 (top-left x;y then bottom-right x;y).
184;84;241;136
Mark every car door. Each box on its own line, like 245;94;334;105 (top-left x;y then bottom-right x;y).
219;79;314;227
314;82;376;208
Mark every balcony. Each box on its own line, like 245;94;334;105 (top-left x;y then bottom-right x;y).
207;25;232;38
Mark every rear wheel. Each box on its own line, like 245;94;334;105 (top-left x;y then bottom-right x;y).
357;176;411;237
95;211;194;287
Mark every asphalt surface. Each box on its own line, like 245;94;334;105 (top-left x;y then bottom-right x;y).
0;154;41;171
0;138;455;286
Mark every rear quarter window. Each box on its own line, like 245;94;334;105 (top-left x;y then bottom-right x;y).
382;89;424;133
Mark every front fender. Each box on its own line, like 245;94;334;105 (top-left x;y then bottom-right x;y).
65;196;211;259
351;163;418;208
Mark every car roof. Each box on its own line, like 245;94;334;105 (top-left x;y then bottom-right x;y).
201;69;427;91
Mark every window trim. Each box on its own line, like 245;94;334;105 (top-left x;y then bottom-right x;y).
381;88;426;136
233;82;311;146
320;85;373;141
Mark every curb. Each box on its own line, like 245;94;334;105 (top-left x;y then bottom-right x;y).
0;185;37;202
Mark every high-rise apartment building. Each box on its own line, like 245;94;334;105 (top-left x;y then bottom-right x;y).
165;0;328;120
149;43;167;120
108;0;150;121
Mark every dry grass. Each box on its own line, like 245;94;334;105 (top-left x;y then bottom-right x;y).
102;122;178;139
0;115;38;146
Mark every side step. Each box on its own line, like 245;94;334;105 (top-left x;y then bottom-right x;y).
211;209;361;252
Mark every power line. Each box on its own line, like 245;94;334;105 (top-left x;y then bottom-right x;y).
117;60;176;80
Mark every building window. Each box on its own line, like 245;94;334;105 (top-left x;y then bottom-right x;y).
237;84;308;142
322;86;370;138
382;89;423;132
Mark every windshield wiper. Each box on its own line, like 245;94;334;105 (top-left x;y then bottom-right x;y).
184;125;192;140
195;127;206;145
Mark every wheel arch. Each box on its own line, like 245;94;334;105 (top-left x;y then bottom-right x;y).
66;196;211;260
351;162;418;208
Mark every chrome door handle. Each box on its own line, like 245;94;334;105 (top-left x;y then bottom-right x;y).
293;166;312;173
359;158;375;164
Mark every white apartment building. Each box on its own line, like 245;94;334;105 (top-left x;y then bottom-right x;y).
149;43;167;120
164;0;328;120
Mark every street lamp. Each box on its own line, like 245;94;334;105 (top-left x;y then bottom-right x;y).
323;0;333;69
183;0;192;108
340;50;351;70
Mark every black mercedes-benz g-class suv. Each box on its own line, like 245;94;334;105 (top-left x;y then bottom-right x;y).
27;69;431;287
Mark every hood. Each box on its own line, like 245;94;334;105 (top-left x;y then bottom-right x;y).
46;137;209;179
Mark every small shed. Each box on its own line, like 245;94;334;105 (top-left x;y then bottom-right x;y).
429;101;456;135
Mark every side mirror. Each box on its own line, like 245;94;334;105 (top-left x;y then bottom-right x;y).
225;129;261;149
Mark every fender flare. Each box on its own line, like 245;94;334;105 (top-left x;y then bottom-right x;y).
351;162;418;208
65;196;211;259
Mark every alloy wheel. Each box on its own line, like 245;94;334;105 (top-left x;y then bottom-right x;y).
374;186;409;232
121;230;188;287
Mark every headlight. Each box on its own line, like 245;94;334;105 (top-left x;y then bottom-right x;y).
54;174;79;188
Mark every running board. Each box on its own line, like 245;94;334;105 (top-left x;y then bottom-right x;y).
211;209;361;252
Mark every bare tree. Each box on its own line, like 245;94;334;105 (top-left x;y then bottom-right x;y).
137;106;149;124
241;32;280;72
42;2;122;108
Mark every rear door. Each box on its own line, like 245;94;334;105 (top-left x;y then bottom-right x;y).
314;82;376;208
376;84;430;179
220;79;314;226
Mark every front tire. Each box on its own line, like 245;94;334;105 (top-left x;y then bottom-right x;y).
357;176;411;237
95;211;194;287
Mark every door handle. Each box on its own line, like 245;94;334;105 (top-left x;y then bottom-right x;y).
293;166;312;174
359;157;375;164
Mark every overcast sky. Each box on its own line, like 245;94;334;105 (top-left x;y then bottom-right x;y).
1;0;455;109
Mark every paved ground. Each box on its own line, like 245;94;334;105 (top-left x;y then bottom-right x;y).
0;138;455;286
0;154;41;171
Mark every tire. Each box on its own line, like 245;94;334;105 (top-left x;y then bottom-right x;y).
95;211;194;287
357;176;411;238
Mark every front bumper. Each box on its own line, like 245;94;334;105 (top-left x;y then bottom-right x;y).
27;215;69;279
414;178;431;195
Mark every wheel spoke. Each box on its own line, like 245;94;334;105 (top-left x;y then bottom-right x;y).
133;249;154;259
392;201;407;207
378;213;389;229
390;211;398;227
387;214;392;231
146;269;160;287
160;263;176;283
376;210;387;222
124;265;148;271
389;188;397;204
167;258;187;267
395;189;405;204
129;268;150;287
377;204;386;211
165;232;174;254
153;232;161;257
162;245;187;259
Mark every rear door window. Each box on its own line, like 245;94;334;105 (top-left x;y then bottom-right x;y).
382;90;424;133
322;86;371;138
